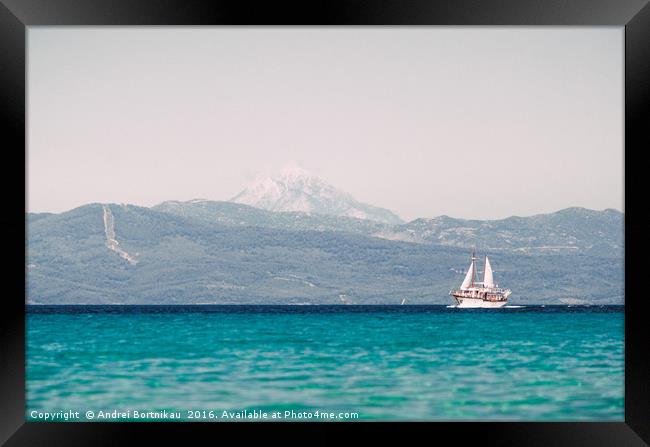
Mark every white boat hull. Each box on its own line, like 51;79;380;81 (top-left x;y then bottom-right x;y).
452;297;508;308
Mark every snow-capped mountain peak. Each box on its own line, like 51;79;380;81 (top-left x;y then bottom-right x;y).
230;164;403;224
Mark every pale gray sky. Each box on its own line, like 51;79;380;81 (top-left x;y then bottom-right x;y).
28;27;623;221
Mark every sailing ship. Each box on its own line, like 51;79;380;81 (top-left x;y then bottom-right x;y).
449;252;511;308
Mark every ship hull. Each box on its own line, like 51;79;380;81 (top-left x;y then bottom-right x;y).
451;296;508;308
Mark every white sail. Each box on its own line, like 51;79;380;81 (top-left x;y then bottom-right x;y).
483;256;494;288
460;259;475;290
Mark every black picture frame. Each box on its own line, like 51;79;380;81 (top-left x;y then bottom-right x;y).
1;0;648;445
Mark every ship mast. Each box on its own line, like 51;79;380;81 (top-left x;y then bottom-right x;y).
470;251;477;288
483;255;487;287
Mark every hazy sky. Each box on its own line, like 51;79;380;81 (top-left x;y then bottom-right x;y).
28;27;623;220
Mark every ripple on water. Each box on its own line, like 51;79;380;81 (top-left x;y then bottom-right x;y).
26;308;624;421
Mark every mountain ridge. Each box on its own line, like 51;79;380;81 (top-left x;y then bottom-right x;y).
150;200;623;257
26;202;624;305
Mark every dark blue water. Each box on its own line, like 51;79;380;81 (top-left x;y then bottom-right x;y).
26;305;624;421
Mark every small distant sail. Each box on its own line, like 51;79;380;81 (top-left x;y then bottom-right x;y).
460;259;475;290
483;256;494;288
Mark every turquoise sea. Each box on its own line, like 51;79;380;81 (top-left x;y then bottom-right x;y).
26;305;624;421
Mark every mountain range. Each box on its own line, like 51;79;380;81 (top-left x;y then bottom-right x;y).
26;165;624;305
154;200;622;258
